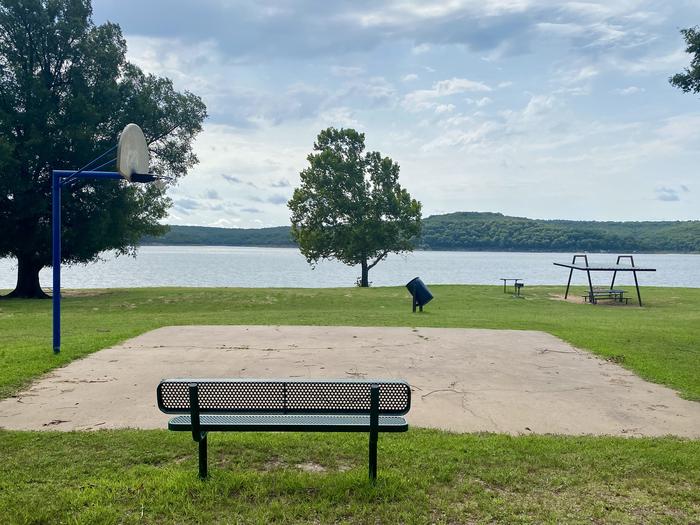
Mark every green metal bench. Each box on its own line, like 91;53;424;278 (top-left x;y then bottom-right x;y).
157;379;411;481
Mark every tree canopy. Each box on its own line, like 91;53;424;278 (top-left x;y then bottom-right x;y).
288;128;421;287
670;27;700;93
0;0;207;297
418;212;700;253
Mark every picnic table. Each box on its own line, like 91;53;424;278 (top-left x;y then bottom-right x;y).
582;288;629;304
500;278;522;294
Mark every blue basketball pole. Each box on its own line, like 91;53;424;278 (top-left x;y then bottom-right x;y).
52;169;124;354
52;172;61;353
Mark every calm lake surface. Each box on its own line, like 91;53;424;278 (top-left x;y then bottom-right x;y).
1;246;699;289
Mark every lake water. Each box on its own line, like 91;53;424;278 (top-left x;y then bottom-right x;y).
1;246;698;289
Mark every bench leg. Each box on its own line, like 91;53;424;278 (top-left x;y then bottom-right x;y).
369;384;379;482
369;432;378;482
198;434;208;479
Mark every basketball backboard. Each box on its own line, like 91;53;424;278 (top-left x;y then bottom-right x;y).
116;123;149;182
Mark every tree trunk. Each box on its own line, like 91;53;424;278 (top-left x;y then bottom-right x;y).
4;256;49;299
360;260;369;287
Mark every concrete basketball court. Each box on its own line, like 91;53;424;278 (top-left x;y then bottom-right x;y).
1;325;699;437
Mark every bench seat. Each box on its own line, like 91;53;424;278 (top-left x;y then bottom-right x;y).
168;414;408;432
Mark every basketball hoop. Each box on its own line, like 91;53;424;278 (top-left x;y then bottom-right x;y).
51;122;172;354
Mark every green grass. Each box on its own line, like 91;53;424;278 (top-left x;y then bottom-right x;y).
1;285;699;400
1;430;698;524
1;285;699;523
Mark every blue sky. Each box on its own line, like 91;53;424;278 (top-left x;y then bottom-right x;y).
93;0;700;227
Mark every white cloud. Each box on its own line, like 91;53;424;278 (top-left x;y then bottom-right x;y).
521;94;558;121
331;66;365;77
434;103;456;114
607;47;687;74
357;0;538;28
653;114;700;145
613;86;645;95
163;123;308;227
434;78;492;95
571;65;600;83
412;43;431;54
437;113;474;128
537;21;585;38
404;77;492;111
551;64;599;95
468;97;492;107
349;76;396;103
402;73;419;82
421;121;502;152
317;107;360;127
209;218;242;228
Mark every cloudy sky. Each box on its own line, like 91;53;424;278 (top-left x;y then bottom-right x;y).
92;0;700;227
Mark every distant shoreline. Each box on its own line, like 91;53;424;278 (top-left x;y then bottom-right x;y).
142;212;700;254
139;243;700;255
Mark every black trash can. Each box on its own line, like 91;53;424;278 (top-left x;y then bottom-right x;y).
406;277;433;312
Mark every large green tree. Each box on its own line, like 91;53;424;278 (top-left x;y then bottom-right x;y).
670;27;700;93
288;127;422;287
0;0;207;298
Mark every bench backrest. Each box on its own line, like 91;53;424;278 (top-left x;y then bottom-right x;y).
157;379;411;415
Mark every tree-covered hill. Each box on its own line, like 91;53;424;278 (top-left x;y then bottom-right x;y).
142;212;700;253
142;226;294;247
420;212;700;252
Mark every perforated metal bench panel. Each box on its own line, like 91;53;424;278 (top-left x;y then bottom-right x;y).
157;379;411;415
167;414;408;432
157;378;411;480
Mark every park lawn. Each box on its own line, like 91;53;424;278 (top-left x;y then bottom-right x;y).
0;429;698;524
1;285;699;400
0;285;699;522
